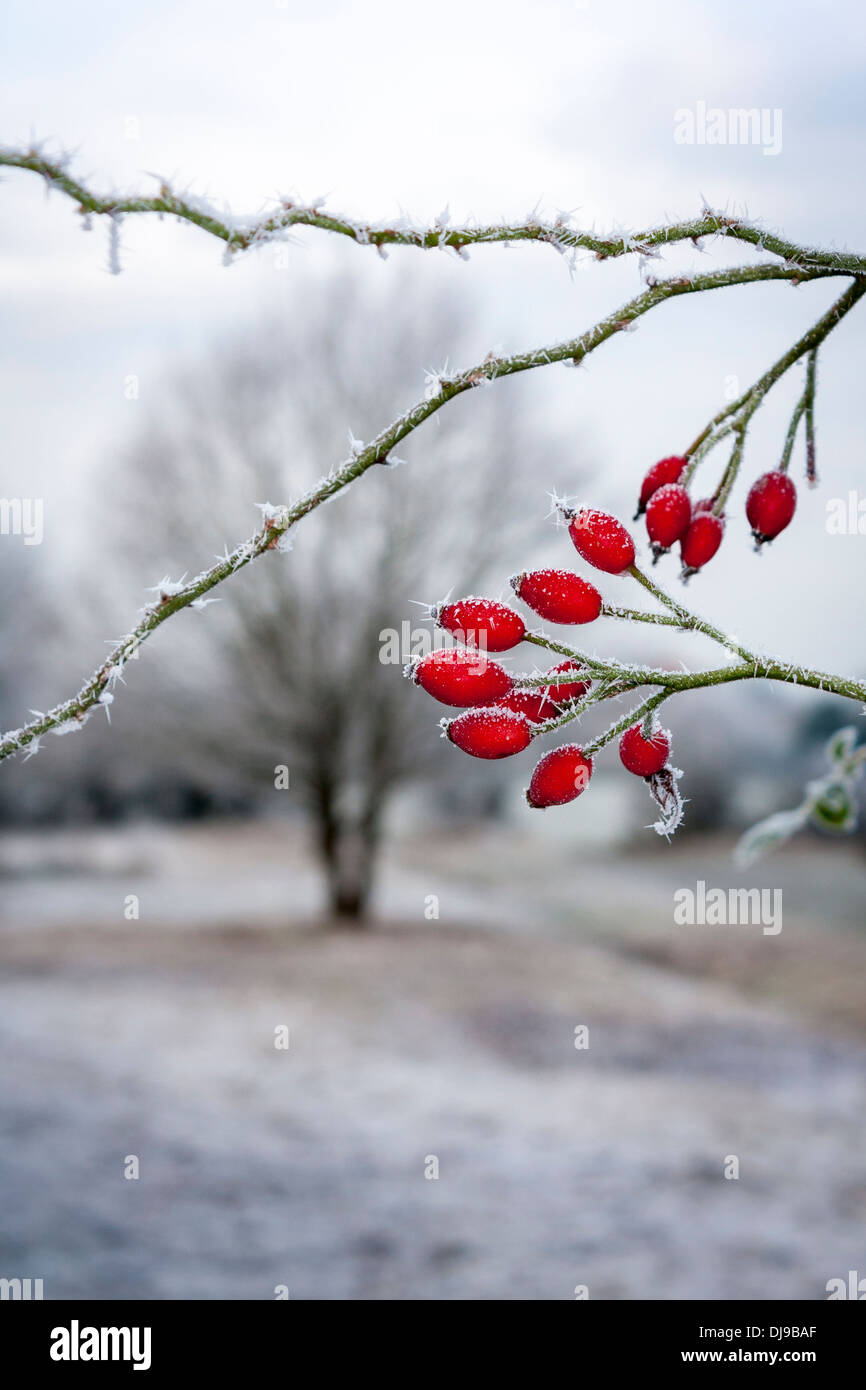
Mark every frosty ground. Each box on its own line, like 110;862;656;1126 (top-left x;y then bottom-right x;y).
1;822;865;1300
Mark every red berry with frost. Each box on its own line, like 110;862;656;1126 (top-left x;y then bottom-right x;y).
619;722;671;777
546;660;591;706
435;597;526;652
495;689;560;724
510;568;602;625
527;745;593;808
680;511;724;576
645;484;692;553
410;648;513;707
693;496;714;513
636;455;687;516
745;471;797;545
567;507;635;574
445;706;533;759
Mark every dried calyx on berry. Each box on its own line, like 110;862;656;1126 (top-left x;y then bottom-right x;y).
745;471;797;548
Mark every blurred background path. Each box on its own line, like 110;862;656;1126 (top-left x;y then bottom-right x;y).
1;822;864;1300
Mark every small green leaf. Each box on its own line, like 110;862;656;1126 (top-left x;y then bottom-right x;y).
734;805;810;869
809;781;857;833
826;725;859;767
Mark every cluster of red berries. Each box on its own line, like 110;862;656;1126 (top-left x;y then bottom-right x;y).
407;506;674;809
636;454;797;577
405;440;805;821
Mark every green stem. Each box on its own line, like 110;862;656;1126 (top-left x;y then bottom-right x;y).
602;604;682;628
522;630;611;672
712;422;750;514
582;690;671;758
627;564;751;659
682;278;866;483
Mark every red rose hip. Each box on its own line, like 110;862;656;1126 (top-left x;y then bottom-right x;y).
445;707;533;759
567;507;636;575
409;648;513;707
435;596;526;652
510;568;602;625
745;471;797;545
546;660;591;706
636;455;687;516
527;745;593;808
495;689;561;724
680;511;724;577
619;722;671;777
645;483;692;556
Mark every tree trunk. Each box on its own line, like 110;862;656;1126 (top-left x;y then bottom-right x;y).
314;781;380;925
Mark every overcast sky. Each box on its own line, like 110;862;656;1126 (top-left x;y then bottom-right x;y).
1;0;865;692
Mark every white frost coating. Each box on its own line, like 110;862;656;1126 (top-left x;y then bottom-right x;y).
423;366;448;400
147;574;188;601
255;501;288;527
52;715;88;737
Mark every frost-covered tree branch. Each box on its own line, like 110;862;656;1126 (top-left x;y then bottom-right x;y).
682;278;866;502
2;145;866;275
0;256;849;763
1;146;864;768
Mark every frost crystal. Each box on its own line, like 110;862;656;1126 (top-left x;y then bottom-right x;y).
255;501;288;527
147;574;188;603
423;366;448;400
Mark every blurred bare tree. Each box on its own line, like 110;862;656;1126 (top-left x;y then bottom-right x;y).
105;271;581;920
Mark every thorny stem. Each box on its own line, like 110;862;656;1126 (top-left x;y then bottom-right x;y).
778;345;818;476
3;147;866;274
522;631;611;672
581;691;671;759
682;278;866;485
712;422;750;515
805;347;818;484
602;604;682;628
627;564;751;659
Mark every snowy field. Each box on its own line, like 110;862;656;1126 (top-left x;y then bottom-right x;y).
1;821;865;1300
